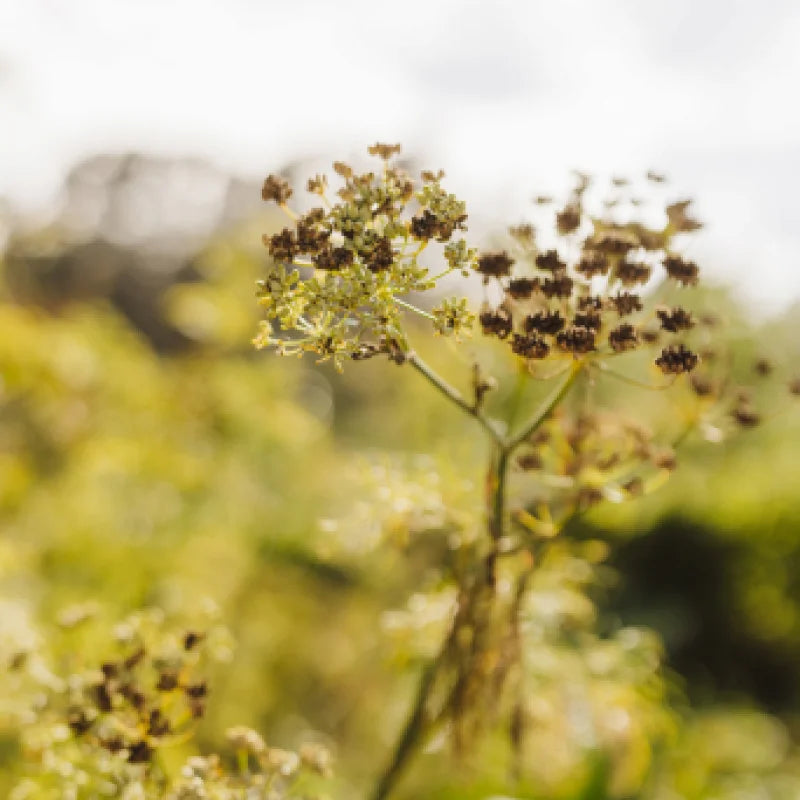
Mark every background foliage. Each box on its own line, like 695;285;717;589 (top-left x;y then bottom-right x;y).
2;164;800;798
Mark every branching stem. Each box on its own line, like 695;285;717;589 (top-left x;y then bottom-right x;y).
373;357;583;799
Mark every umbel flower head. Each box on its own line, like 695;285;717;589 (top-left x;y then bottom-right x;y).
254;143;476;370
474;169;704;376
255;145;702;380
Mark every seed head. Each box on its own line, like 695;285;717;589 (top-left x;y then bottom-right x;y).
262;174;292;204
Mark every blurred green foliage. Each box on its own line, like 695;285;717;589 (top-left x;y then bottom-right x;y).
2;217;800;799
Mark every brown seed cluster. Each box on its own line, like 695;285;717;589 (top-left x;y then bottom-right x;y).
63;630;211;766
473;173;701;371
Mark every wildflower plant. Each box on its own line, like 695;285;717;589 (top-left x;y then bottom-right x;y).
256;145;800;800
8;608;332;800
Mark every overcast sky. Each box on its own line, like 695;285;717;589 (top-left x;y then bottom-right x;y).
1;0;798;312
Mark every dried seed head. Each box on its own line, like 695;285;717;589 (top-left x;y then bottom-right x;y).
655;344;698;374
556;326;596;354
666;199;702;232
480;307;513;339
511;333;550;359
609;323;639;352
576;252;609;278
476;251;514;278
517;452;543;470
541;272;573;299
524;310;565;335
556;205;581;235
609;292;643;317
753;358;773;377
507;277;539;299
657;306;695;333
535;249;566;272
262;174;293;204
616;258;652;287
690;373;715;396
663;255;700;286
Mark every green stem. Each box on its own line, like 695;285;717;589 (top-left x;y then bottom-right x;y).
505;361;582;452
370;657;440;800
406;352;505;447
374;356;582;800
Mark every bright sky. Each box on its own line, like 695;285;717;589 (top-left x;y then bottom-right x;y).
1;0;798;312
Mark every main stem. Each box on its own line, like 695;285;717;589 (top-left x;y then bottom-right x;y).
371;357;582;800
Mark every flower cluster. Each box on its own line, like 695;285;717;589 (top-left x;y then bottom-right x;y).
254;144;476;369
11;609;331;800
477;173;702;376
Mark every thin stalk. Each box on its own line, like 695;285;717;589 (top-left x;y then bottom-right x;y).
407;352;505;447
505;361;583;452
370;657;440;800
374;355;583;800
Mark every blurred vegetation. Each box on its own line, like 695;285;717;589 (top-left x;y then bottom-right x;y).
2;155;800;799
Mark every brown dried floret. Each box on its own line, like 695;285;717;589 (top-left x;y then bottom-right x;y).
517;452;543;470
556;205;581;235
690;373;715;396
507;277;539;299
616;258;652;287
666;199;703;232
573;310;601;332
609;292;643;316
268;228;298;261
609;323;639;352
480;307;513;339
421;169;445;182
655;344;698;374
296;212;330;253
148;709;170;737
183;631;204;651
623;477;643;496
657;306;695;332
333;161;353;178
185;681;208;699
524;310;565;335
585;229;638;256
68;709;94;736
578;295;602;311
509;223;535;245
156;670;179;691
576;252;609;278
652;449;677;470
663;255;700;286
541;272;573;299
511;333;550;359
753;358;773;377
306;174;328;194
646;170;666;183
262;174;293;204
314;246;353;271
556;326;596;354
789;377;800;396
127;740;153;764
477;251;514;278
365;237;394;272
535;249;566;272
410;209;440;240
368;143;402;160
91;683;113;713
731;404;760;427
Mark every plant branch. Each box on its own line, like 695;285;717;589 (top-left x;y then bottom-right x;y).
407;352;505;447
505;361;583;452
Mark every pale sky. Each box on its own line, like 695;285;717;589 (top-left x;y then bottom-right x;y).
1;0;798;312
